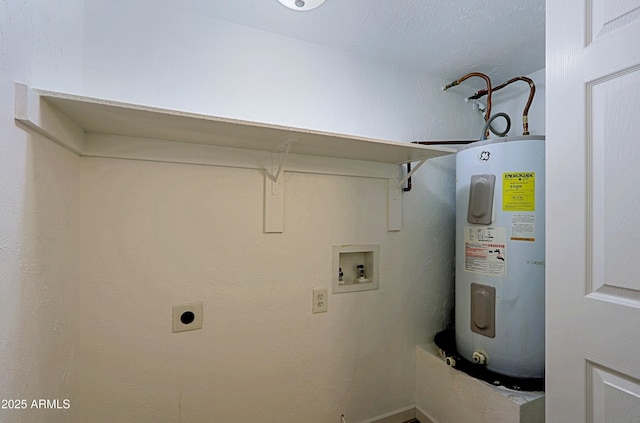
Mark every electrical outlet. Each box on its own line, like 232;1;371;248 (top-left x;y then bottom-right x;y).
313;288;328;313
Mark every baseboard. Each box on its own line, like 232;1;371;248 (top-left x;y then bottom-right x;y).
359;404;416;423
344;403;435;423
415;406;437;423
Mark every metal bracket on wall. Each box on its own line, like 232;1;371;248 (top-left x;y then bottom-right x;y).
266;139;296;184
396;158;427;190
264;139;296;233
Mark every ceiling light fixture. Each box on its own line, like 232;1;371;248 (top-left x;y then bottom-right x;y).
277;0;326;11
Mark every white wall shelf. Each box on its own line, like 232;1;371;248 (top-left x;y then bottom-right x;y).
14;83;455;233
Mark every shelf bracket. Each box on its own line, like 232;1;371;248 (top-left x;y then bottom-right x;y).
396;158;427;190
264;139;296;234
266;139;296;183
387;158;428;231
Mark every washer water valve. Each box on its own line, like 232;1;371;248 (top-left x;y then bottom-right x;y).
472;349;488;365
356;264;369;282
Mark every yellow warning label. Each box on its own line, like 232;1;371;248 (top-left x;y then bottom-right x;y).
503;172;535;211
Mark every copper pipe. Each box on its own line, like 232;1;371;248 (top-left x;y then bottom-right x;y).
468;76;535;135
443;72;493;123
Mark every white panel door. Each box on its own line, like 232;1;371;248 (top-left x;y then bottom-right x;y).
546;0;640;421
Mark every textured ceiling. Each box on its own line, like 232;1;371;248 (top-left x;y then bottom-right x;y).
179;0;545;89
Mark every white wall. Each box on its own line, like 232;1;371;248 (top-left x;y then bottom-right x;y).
0;0;83;422
78;157;457;422
82;0;481;143
1;0;485;421
77;2;475;422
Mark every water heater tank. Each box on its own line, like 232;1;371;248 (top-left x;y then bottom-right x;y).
455;136;545;378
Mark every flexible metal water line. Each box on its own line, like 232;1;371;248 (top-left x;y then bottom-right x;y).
468;76;535;135
480;112;511;140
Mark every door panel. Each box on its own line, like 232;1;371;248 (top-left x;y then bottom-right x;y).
589;69;640;302
590;0;640;41
588;361;640;423
547;0;640;421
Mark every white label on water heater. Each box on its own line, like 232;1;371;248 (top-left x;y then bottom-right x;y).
464;226;507;277
511;213;536;241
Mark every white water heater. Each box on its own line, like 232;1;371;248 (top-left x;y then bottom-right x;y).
455;136;545;378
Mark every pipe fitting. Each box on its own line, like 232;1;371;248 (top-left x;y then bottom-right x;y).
472;350;488;365
442;72;493;125
468;76;535;136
